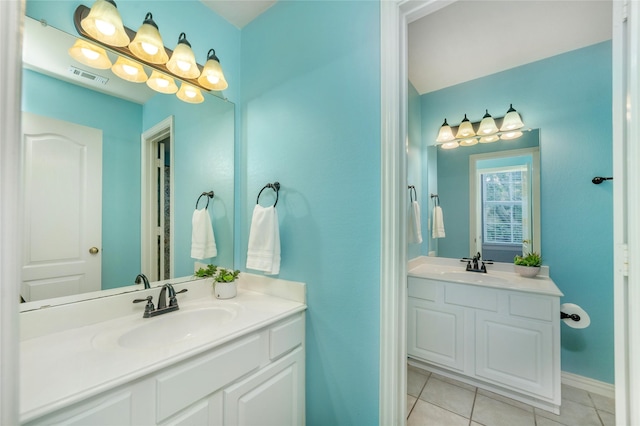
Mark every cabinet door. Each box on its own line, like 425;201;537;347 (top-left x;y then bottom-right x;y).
407;297;466;371
224;347;304;426
475;312;554;399
159;392;223;426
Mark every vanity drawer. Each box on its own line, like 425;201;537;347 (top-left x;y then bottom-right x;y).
445;284;497;311
270;313;304;359
156;334;263;422
408;277;438;301
509;294;554;321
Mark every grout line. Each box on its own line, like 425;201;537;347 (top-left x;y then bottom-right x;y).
468;387;478;426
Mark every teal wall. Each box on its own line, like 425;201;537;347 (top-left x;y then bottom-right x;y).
435;130;539;258
419;41;614;383
240;1;381;424
22;69;142;289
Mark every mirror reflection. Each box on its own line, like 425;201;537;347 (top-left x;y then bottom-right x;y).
20;16;235;304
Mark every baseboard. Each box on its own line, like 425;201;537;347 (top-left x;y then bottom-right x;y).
561;371;615;399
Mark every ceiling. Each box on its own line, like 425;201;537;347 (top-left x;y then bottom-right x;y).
200;0;277;28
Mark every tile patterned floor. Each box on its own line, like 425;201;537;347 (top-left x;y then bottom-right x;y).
407;365;615;426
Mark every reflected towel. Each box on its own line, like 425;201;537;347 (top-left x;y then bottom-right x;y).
408;201;423;244
432;205;446;239
246;205;280;275
191;208;217;259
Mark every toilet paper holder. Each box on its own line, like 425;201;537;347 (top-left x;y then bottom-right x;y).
561;312;581;322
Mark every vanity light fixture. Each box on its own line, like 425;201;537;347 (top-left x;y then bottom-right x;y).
129;13;169;64
166;33;200;79
435;104;526;149
80;0;129;47
477;109;499;135
68;39;112;69
455;114;476;139
111;56;148;83
176;82;204;103
146;70;178;94
435;119;455;143
197;49;228;91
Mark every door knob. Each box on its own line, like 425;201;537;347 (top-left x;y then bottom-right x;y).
89;247;99;254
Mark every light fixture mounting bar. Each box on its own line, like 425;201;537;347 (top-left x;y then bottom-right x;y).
73;4;212;92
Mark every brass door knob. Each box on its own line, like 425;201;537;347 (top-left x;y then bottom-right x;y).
89;247;99;254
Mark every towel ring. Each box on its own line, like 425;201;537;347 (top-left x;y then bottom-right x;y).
430;193;439;206
257;182;280;207
408;185;417;203
195;191;214;209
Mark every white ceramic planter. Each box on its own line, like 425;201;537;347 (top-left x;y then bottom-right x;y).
514;265;541;278
215;281;237;299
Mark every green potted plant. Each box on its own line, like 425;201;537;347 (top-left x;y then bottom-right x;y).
514;252;542;277
194;264;217;278
213;267;240;299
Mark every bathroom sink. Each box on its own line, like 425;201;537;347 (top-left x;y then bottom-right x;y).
436;271;509;285
93;305;239;350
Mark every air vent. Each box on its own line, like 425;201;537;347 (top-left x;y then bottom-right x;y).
67;66;108;85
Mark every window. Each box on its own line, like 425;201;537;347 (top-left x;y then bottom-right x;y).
482;168;525;245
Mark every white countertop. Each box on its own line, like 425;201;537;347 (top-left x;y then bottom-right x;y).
20;275;306;423
408;256;563;297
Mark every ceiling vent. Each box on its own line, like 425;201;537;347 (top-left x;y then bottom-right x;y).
67;66;108;85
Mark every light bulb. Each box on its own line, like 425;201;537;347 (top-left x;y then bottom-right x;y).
122;64;138;75
207;75;220;84
141;42;159;55
156;78;169;88
177;60;191;71
95;19;115;36
81;47;100;60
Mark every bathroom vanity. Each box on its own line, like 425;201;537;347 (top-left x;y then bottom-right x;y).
20;275;306;425
407;256;563;414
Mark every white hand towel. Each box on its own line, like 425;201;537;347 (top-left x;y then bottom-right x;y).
191;208;217;259
246;205;280;275
432;205;446;239
408;201;423;244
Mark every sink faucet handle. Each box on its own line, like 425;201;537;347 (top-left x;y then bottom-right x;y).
133;296;154;316
169;288;188;307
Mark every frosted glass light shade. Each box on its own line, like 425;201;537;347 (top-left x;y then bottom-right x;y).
177;83;204;104
477;110;499;135
146;70;178;93
459;138;478;147
455;114;476;138
167;33;200;79
479;134;500;143
80;0;130;47
197;49;228;90
435;119;455;143
129;13;168;64
68;39;112;69
441;141;460;150
499;104;524;131
112;56;147;82
500;130;523;140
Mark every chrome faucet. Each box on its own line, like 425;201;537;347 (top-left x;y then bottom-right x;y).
133;283;188;318
134;274;150;289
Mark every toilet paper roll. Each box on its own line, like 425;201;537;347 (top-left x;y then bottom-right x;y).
560;303;590;329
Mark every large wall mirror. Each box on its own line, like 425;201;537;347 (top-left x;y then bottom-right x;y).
20;15;235;307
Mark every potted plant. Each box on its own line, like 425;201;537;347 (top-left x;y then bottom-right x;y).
514;252;542;278
194;264;217;278
213;267;240;299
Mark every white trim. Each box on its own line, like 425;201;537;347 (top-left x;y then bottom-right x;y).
561;371;615;400
0;1;24;424
141;116;175;281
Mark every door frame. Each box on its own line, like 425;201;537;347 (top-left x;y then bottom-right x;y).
141;116;175;281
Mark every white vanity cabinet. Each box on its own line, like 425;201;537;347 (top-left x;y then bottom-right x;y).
407;274;561;413
23;312;305;426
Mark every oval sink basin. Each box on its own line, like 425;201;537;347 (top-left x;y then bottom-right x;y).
93;305;239;350
437;271;509;284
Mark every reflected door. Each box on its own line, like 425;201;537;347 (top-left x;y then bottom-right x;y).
21;112;102;301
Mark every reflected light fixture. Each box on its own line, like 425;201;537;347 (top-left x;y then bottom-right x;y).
146;70;178;93
177;82;204;104
441;141;460;150
500;130;523;140
459;138;478;147
111;56;148;82
435;119;455;143
129;12;169;64
455;114;476;139
68;39;112;69
479;134;500;143
197;49;228;91
477;109;499;135
499;104;524;131
166;33;200;79
80;0;130;47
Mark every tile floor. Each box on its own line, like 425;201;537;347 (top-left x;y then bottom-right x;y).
407;365;615;426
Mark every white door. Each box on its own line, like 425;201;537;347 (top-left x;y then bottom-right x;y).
21;112;102;302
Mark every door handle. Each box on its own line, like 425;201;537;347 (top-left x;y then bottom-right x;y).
89;247;99;254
